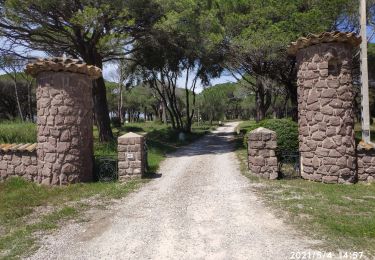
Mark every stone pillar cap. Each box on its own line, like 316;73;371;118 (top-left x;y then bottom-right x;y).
119;132;144;138
287;31;361;56
25;57;102;79
358;141;375;151
249;127;276;134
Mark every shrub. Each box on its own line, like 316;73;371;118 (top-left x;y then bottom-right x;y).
110;117;122;127
241;118;298;152
259;118;299;152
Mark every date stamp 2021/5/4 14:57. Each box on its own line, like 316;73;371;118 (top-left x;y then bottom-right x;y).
290;251;366;259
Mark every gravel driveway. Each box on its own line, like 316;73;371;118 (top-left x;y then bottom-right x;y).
29;122;320;260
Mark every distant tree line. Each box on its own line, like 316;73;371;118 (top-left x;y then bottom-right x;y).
1;0;374;139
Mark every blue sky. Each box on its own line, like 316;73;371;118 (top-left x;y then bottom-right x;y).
102;63;236;93
0;37;235;92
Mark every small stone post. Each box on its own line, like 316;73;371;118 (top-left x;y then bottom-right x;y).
357;142;375;182
248;127;278;180
288;32;361;183
118;132;146;181
25;58;101;185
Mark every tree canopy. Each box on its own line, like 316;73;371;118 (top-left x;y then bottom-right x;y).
0;0;163;141
1;0;375;133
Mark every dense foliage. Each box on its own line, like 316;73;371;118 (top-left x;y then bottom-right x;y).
0;0;164;141
1;0;375;138
241;118;299;153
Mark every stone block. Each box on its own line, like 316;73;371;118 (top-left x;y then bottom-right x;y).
322;175;338;184
252;157;265;166
306;102;320;111
328;149;342;158
311;131;325;141
269;171;278;180
250;166;261;174
247;127;278;180
300;144;311;152
303;158;313;167
326;126;336;137
306;140;317;150
312;156;320;168
329;117;341;126
249;141;264;149
321;105;333;115
117;132;145;181
303;166;314;174
118;161;129;169
322;138;336;149
118;145;127;152
327;79;339;88
307;89;319;105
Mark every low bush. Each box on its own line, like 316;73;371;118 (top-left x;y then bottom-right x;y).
260;119;299;152
241;118;298;152
110;117;122;127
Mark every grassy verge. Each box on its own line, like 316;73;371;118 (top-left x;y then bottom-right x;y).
0;121;37;143
0;177;144;259
236;121;375;256
94;121;217;173
0;121;217;259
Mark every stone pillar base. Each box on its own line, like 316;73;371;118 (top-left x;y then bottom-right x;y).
248;127;278;180
118;132;146;181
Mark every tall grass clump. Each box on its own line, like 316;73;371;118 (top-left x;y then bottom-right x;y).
0;121;37;143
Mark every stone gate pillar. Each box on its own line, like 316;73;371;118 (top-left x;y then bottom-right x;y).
118;132;146;181
248;127;278;180
26;58;101;185
288;32;361;184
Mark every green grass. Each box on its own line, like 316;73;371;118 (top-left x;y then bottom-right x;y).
0;121;37;143
94;121;217;173
236;121;375;256
0;120;216;174
0;120;217;259
0;177;144;259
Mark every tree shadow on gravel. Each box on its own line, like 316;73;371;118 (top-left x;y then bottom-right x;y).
142;173;163;179
167;131;238;158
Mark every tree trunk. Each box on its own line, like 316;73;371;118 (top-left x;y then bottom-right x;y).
118;82;124;124
12;76;23;121
255;90;261;123
161;89;167;124
286;82;298;121
184;69;192;133
84;52;113;142
27;81;34;122
93;77;114;142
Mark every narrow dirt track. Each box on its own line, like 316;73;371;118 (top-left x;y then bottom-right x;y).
29;122;320;260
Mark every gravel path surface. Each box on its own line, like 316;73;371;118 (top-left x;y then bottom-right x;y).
29;122;320;260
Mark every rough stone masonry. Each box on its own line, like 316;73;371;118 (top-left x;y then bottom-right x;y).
25;58;101;185
0;144;38;182
357;142;375;182
118;132;146;181
248;127;278;180
288;32;361;184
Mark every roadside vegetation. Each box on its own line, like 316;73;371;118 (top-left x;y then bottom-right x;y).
0;120;36;144
0;120;217;259
0;0;374;258
236;120;375;256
